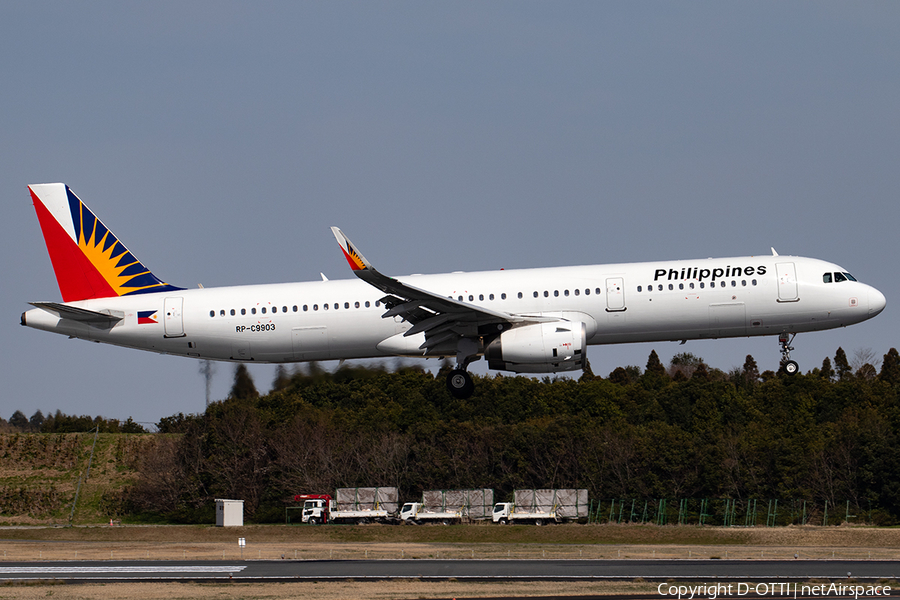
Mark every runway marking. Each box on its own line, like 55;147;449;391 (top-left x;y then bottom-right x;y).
0;566;246;574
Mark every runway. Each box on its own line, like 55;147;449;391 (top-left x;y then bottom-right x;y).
0;559;898;583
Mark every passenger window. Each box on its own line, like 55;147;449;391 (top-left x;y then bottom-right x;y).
303;305;308;312
585;289;590;295
469;295;474;301
668;284;673;291
544;291;549;298
679;283;684;290
742;280;747;287
700;283;705;289
647;285;652;292
324;304;329;310
533;291;539;298
574;289;580;296
731;281;736;287
344;302;349;309
366;301;371;307
752;279;757;286
518;292;523;299
209;310;214;318
637;286;643;292
241;308;246;315
595;288;601;295
313;304;318;311
355;301;360;308
261;307;266;314
220;310;225;316
501;293;506;300
690;283;695;289
230;309;235;316
251;308;257;314
554;290;559;297
458;296;463;301
293;305;298;312
283;306;288;312
479;294;484;301
489;294;494;300
375;301;380;307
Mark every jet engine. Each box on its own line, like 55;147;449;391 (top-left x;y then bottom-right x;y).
484;321;587;374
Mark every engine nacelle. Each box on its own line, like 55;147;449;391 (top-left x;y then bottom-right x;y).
485;321;587;374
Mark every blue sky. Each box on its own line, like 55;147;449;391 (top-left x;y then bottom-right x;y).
2;2;898;426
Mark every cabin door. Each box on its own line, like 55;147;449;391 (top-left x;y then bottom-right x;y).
776;262;799;302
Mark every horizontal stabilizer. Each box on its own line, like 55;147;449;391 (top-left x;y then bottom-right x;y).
29;302;124;326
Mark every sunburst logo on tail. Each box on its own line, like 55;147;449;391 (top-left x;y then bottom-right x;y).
340;241;368;271
29;183;183;301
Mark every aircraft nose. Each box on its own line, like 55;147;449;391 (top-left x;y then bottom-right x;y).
869;287;886;316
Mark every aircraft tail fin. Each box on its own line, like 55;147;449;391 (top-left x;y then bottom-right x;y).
28;183;183;302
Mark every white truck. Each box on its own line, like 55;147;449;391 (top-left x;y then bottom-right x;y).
493;489;589;525
422;489;494;521
492;502;558;525
295;487;400;525
399;502;464;525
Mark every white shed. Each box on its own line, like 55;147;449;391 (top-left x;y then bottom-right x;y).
215;499;244;527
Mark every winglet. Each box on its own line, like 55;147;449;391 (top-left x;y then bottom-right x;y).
331;227;373;272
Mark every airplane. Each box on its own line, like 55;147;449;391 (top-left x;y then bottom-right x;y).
22;183;886;399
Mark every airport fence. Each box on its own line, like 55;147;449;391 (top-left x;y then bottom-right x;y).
588;498;870;526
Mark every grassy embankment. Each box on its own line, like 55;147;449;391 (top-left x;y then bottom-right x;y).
0;432;159;526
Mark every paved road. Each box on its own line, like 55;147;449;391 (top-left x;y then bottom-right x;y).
0;559;898;582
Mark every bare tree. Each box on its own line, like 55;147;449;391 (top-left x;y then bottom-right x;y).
851;347;880;377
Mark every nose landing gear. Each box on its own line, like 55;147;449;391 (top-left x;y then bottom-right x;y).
779;332;799;375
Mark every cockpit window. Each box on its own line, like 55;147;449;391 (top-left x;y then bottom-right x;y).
823;273;832;284
834;272;847;283
843;272;857;282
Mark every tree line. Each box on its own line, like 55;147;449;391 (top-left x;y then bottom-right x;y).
7;348;900;525
119;348;900;524
0;409;147;434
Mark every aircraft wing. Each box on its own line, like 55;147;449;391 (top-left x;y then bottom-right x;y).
331;227;547;353
29;302;124;327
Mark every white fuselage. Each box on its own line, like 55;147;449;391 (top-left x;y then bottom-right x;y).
22;254;885;366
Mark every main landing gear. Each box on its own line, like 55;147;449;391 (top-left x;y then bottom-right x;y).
446;339;478;399
779;332;799;375
447;369;474;399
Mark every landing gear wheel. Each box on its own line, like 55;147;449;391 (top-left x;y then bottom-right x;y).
778;333;799;376
447;369;475;399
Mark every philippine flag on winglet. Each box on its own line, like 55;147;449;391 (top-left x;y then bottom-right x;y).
137;310;158;325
